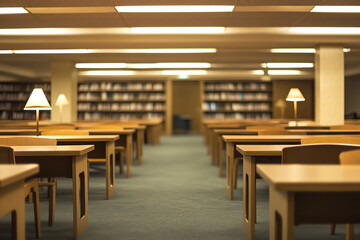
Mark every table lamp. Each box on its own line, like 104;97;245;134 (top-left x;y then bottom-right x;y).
55;94;69;123
286;88;305;124
24;88;52;135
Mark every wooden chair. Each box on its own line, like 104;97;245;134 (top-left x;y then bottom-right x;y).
245;125;285;131
0;137;57;228
0;145;41;238
283;143;360;238
339;149;360;240
258;130;307;135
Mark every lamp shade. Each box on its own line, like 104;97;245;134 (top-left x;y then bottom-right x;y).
275;99;286;108
55;94;69;106
24;88;51;110
286;88;305;102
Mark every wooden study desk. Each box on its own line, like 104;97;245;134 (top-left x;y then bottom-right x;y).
13;145;94;239
236;145;291;240
257;164;360;240
40;135;119;199
223;135;304;200
0;164;39;240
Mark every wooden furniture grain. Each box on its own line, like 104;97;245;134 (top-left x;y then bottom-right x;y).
13;145;94;239
0;164;39;240
257;165;360;240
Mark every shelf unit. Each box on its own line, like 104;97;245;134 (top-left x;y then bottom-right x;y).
77;81;167;121
202;81;272;120
0;82;51;120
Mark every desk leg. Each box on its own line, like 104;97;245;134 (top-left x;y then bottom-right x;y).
226;142;234;200
126;134;133;178
243;156;256;240
213;132;218;165
72;154;88;239
137;129;144;165
218;136;224;177
269;186;294;240
105;141;115;200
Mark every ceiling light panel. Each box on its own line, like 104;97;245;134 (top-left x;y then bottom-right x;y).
130;27;225;34
27;7;116;14
0;7;28;14
115;5;234;13
262;63;314;68
268;70;301;75
290;27;360;34
311;6;360;13
13;49;92;54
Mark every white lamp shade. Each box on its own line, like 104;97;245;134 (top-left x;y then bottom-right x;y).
275;99;286;108
55;94;69;106
286;88;305;102
24;88;52;110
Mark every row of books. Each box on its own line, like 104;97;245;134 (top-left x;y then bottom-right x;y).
204;82;270;91
202;103;271;111
204;92;270;101
203;112;272;120
78;112;164;121
0;83;50;92
0;111;50;120
78;92;165;101
0;92;50;101
78;82;164;91
78;103;166;111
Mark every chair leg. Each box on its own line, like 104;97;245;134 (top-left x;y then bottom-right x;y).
32;186;41;239
48;180;56;226
330;224;336;235
346;224;354;240
119;151;124;175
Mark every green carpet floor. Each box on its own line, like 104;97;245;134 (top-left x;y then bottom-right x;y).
0;135;358;239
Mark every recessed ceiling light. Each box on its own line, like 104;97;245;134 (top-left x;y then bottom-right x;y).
252;70;265;75
271;48;351;53
161;70;207;75
0;50;13;54
262;63;314;68
115;5;234;13
76;63;127;68
311;6;360;13
268;70;301;75
0;7;28;14
178;74;189;79
289;27;360;34
79;71;134;76
130;27;225;34
13;49;92;54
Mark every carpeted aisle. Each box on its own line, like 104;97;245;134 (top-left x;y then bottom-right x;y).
0;135;358;239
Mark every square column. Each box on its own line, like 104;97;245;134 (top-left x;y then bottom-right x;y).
315;45;344;125
51;60;78;122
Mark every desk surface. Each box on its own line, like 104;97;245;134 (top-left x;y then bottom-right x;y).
236;145;292;156
40;135;119;141
13;145;95;156
0;164;39;187
87;129;135;134
223;135;306;143
257;164;360;192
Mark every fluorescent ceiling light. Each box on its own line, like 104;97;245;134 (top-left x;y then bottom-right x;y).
271;48;351;53
155;62;211;68
0;7;28;14
252;70;265;75
115;5;234;12
262;63;314;68
79;71;134;76
161;70;207;75
98;48;217;53
76;63;127;68
178;74;189;79
0;50;13;54
290;27;360;34
13;49;92;54
130;27;225;34
27;7;116;14
311;6;360;13
268;70;301;75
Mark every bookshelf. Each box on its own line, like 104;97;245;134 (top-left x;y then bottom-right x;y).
202;81;272;120
77;81;166;121
0;82;51;120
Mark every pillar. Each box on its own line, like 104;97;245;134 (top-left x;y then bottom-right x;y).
315;45;344;125
51;60;78;122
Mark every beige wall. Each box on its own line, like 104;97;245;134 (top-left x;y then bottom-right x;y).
172;81;201;133
272;80;314;119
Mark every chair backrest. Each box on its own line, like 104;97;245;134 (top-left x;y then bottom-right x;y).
258;130;307;135
41;130;89;136
0;146;15;164
246;125;285;131
283;144;360;164
330;125;360;130
339;149;360;165
301;136;360;145
0;137;57;146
